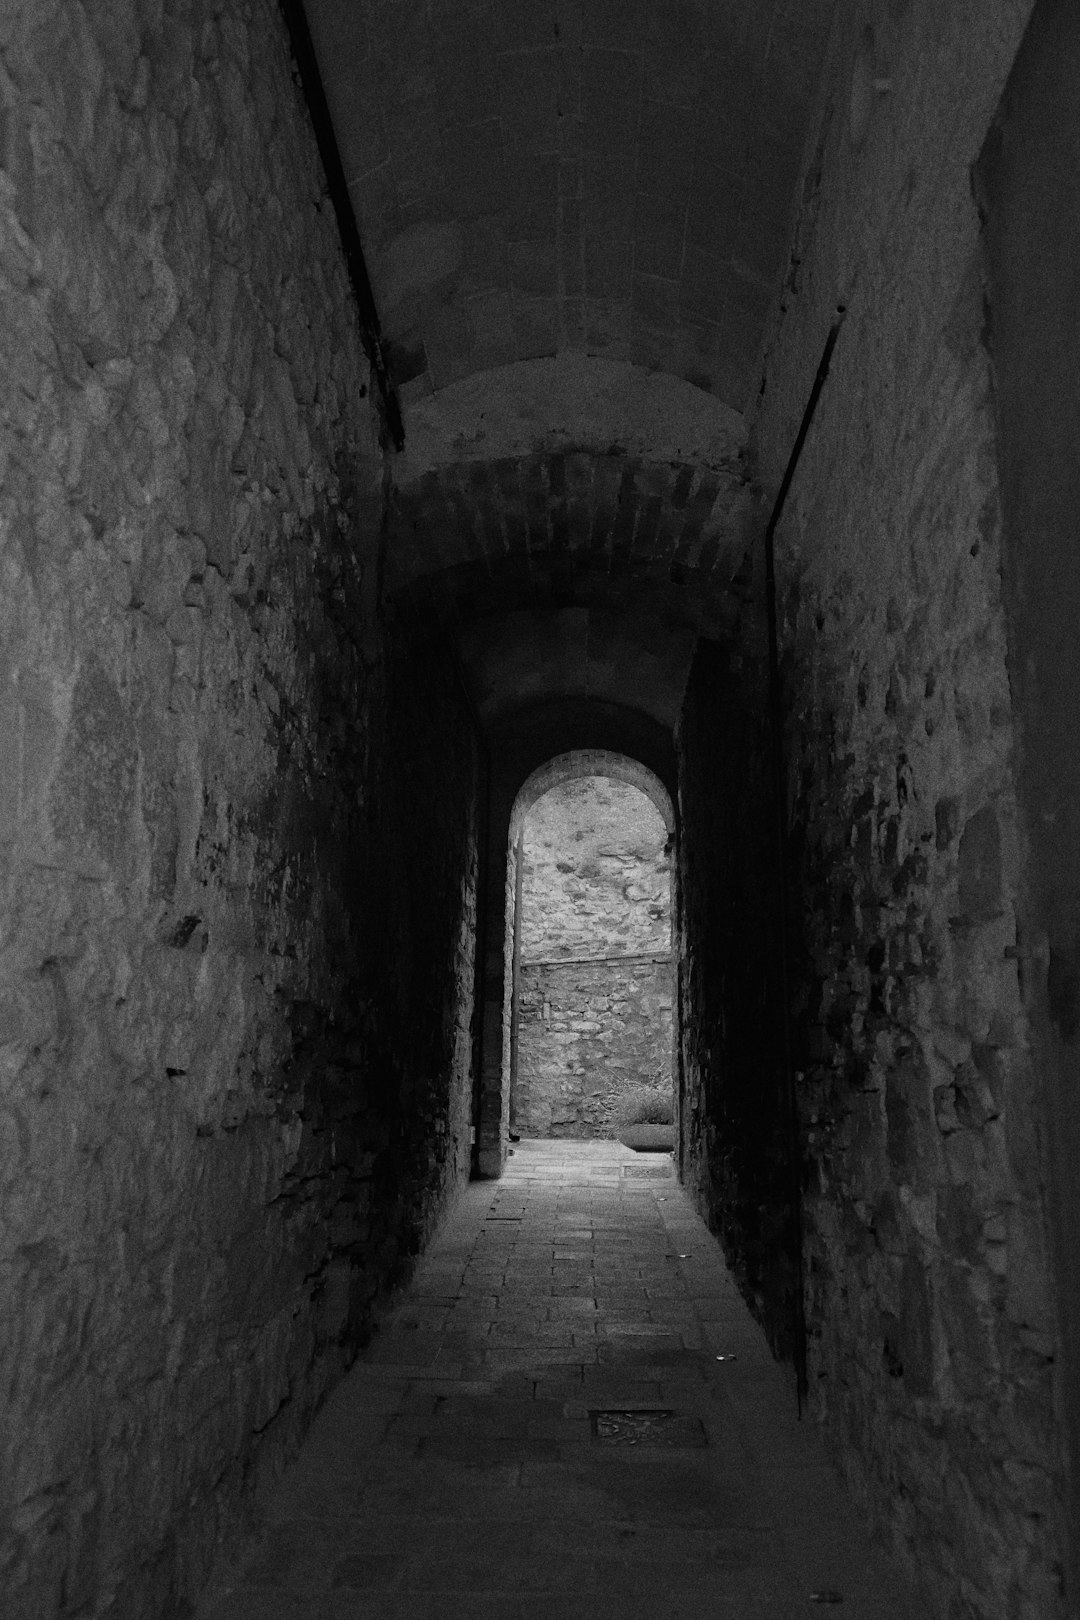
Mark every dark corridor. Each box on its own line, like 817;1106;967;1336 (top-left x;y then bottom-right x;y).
0;3;1077;1619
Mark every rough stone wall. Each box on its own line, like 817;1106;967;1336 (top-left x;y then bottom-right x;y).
362;630;480;1232
508;775;672;1139
975;5;1080;1589
0;5;479;1617
515;956;672;1138
519;775;670;959
750;2;1065;1615
474;711;676;1179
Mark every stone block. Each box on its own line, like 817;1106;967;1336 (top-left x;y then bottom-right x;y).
680;246;727;324
580;49;639;153
512;296;559;361
48;661;136;870
898;1251;936;1398
935;1184;984;1267
634;190;688;280
0;694;21;841
584;235;632;301
957;806;1002;922
498;50;560;148
509;240;559;299
1005;1204;1054;1332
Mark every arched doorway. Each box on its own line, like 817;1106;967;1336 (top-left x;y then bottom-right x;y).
501;753;677;1148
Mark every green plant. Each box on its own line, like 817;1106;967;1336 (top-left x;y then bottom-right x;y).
616;1084;673;1128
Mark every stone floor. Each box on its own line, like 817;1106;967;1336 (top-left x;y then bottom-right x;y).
196;1140;922;1620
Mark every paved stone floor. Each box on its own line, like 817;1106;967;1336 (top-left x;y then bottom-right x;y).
197;1141;921;1620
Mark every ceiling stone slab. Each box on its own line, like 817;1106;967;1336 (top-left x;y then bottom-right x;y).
303;0;836;410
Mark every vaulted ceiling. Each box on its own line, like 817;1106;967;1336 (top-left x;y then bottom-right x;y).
304;0;835;411
383;355;755;726
301;0;835;731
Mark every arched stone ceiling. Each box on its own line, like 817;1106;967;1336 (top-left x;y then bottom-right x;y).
386;447;753;631
383;355;759;727
384;445;758;727
511;749;675;835
304;0;836;411
394;353;744;475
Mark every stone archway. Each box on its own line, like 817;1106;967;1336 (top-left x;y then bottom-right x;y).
482;745;676;1179
509;749;675;844
507;759;675;1144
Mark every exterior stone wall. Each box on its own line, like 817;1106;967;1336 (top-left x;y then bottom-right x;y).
746;3;1066;1615
515;956;672;1138
0;5;479;1617
519;775;670;960
509;774;672;1139
475;715;677;1180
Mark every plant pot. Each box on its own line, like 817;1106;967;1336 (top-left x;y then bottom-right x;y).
618;1124;674;1152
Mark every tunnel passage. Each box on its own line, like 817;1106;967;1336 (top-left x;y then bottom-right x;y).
380;360;803;1370
381;355;756;1183
505;761;675;1141
1;3;1075;1620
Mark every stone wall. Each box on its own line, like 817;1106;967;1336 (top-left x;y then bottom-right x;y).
675;634;796;1356
518;775;670;960
474;713;677;1179
508;774;672;1139
747;2;1066;1615
0;5;479;1617
975;5;1080;1589
515;956;672;1138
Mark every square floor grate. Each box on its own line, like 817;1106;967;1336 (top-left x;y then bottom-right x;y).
589;1409;707;1447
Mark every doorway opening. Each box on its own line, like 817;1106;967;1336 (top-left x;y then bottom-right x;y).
502;754;676;1156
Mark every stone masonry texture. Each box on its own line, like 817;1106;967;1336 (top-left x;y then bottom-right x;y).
747;3;1065;1616
475;727;678;1182
0;4;1076;1620
516;958;673;1139
511;777;672;1138
0;4;480;1617
518;775;669;961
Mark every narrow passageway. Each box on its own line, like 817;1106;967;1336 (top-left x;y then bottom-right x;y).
198;1143;919;1620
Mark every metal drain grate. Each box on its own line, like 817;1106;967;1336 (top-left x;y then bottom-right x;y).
589;1409;707;1447
621;1162;673;1178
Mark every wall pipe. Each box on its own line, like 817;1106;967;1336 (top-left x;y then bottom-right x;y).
279;0;405;452
763;306;847;1414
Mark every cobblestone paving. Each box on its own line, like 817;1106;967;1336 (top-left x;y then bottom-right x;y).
198;1141;920;1620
